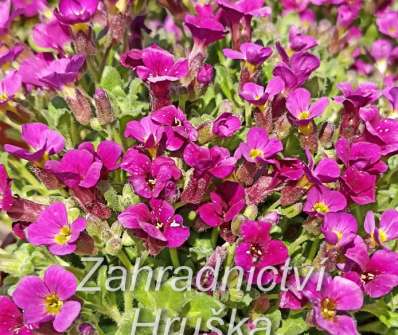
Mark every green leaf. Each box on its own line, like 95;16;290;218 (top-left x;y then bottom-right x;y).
276;316;309;335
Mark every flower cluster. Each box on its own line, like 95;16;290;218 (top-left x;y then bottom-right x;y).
1;1;398;335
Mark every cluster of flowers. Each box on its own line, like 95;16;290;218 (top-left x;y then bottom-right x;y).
1;0;398;334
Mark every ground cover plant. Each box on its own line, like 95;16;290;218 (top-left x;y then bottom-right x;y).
1;0;398;334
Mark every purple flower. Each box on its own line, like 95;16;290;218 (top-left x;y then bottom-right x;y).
212;112;241;138
370;39;392;62
12;265;81;332
197;64;214;85
19;54;85;90
336;82;379;107
364;210;398;247
304;186;347;216
377;11;398;39
198;181;245;227
45;149;103;188
321;212;358;248
0;70;21;104
304;151;341;184
0;164;13;211
33;19;71;51
0;0;11;35
27;202;86;255
239;77;285;106
235;127;283;163
288;26;317;52
0;296;37;335
223;42;272;66
383;86;398;112
303;274;363;335
78;140;122;172
134;45;188;84
54;0;99;25
337;2;361;28
4;122;65;162
124;116;164;156
151;105;198;151
345;236;398;298
0;43;24;67
359;106;398;155
235;220;288;283
286;88;329;125
120;48;143;70
340;167;376;205
118;199;189;255
336;138;387;174
184;143;236;179
281;0;310;12
217;0;271;24
184;5;226;47
273;45;320;91
13;0;47;17
121;148;181;199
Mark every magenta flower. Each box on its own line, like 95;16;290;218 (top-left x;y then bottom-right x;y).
383;86;398;112
27;202;86;255
239;77;285;106
121;148;181;199
304;186;347;217
217;0;271;24
377;11;398;39
134;45;188;84
12;265;81;332
13;0;47;17
198;181;245;227
345;236;398;298
370;39;392;62
340;167;376;205
286;88;329;125
281;0;310;12
151;105;198;151
336;138;387;174
78;140;122;172
336;82;379;107
273;45;320;90
0;43;24;67
305;151;341;184
321;212;358;248
364;210;398;247
184;5;226;47
212;112;241;138
54;0;99;25
0;296;37;335
288;26;317;52
235;220;288;283
235;127;283;163
337;2;361;29
184;143;236;179
120;49;143;70
118;199;189;255
223;42;272;66
4;123;65;162
197;64;214;85
0;0;11;34
0;164;13;211
303;274;363;335
360;106;398;155
19;54;85;90
33;19;71;51
45;149;103;189
0;70;21;104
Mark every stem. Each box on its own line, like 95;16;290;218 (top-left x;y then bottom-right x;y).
169;248;180;268
118;249;134;314
211;227;220;248
225;243;236;268
288;235;309;255
308;237;321;262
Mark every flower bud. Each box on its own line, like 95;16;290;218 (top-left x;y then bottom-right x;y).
79;323;97;335
65;88;93;126
197;121;215;145
94;88;115;125
243;204;258;220
105;237;122;255
197;64;214;86
319;122;335;148
74;30;96;55
109;13;128;41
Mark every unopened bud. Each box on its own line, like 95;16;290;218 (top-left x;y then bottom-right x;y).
74;30;96;55
105;237;122;255
231;214;245;235
109;13;128;41
319;122;335;148
79;323;97;335
94;88;115;125
197;121;215;145
197;64;214;86
65;88;93;126
243;204;258;220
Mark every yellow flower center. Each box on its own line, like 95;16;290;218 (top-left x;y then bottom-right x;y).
54;225;72;245
72;22;89;33
44;293;63;315
321;298;336;320
313;201;330;214
0;91;8;103
388;26;397;34
249;148;263;159
298;111;310;120
378;229;388;243
334;230;343;241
